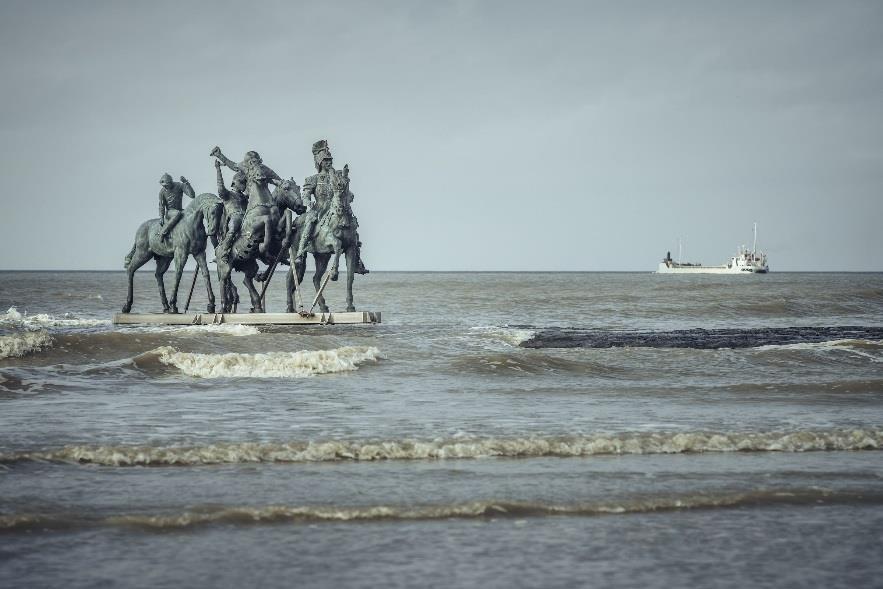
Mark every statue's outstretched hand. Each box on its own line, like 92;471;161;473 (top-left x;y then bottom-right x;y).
210;146;221;157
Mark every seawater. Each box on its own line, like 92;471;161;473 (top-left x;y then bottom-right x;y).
1;271;882;589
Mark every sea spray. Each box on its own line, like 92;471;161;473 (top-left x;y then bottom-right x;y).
0;330;53;359
2;307;109;329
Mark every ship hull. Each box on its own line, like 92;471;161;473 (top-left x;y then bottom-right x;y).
656;263;768;274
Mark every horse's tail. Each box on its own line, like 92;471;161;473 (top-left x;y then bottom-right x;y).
123;242;136;269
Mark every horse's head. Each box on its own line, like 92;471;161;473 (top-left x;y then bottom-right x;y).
329;166;352;228
273;177;306;215
189;193;224;238
331;165;350;199
205;200;223;237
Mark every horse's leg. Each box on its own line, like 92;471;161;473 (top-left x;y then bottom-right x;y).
196;251;215;313
167;250;187;314
259;216;272;254
329;242;342;282
217;260;232;312
154;256;173;312
345;246;356;312
122;247;152;313
286;243;306;313
313;253;331;313
285;267;295;313
242;261;263;313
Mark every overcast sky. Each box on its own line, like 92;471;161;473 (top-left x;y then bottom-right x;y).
0;0;881;271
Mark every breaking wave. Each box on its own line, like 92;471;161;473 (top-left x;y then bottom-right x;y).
134;345;380;378
1;307;109;329
0;330;53;359
4;489;882;532
471;326;536;347
4;428;880;467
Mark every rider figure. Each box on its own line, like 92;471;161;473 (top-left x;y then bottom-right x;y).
158;173;195;242
296;140;368;274
214;160;248;262
211;148;283;208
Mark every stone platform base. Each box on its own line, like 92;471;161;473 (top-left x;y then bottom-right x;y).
112;311;381;326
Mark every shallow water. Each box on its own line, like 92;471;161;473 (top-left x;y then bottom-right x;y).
1;271;882;588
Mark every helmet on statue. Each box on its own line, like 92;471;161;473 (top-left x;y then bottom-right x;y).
312;139;333;170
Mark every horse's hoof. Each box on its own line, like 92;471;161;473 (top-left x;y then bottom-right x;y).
286;306;295;313
163;307;171;314
121;305;131;314
207;304;216;313
330;271;339;282
346;306;356;312
320;305;330;313
170;306;179;314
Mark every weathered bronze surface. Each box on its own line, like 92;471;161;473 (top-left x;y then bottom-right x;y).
121;141;369;314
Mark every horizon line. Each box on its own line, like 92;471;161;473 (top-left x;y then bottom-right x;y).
1;269;882;274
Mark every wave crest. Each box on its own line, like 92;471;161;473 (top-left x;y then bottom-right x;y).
2;307;109;329
4;428;880;467
0;330;53;359
140;345;380;378
5;489;882;532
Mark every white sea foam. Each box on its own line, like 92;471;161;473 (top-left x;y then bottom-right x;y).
2;307;109;329
471;326;536;347
755;339;882;351
178;324;261;336
6;428;880;467
0;330;53;359
124;323;260;336
152;345;381;378
755;338;883;362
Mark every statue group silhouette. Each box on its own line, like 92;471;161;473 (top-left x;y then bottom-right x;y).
122;140;368;315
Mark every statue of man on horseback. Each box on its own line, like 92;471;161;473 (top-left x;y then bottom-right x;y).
213;160;248;262
158;173;195;242
210;146;304;313
294;140;368;275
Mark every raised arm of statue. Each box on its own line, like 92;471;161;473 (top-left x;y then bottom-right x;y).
215;161;231;200
211;147;241;173
180;177;195;199
158;189;166;222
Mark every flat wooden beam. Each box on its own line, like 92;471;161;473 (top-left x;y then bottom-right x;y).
112;311;381;325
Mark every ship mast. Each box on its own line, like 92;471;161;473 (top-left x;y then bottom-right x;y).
753;222;758;257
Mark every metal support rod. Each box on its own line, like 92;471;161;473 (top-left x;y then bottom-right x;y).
259;258;279;308
309;270;333;314
184;265;199;313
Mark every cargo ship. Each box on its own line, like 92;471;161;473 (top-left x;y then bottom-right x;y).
657;224;769;274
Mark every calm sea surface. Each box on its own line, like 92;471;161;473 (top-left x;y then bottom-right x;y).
1;271;882;588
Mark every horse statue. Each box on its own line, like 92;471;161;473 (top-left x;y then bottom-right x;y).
287;165;362;313
216;179;305;313
122;193;223;314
